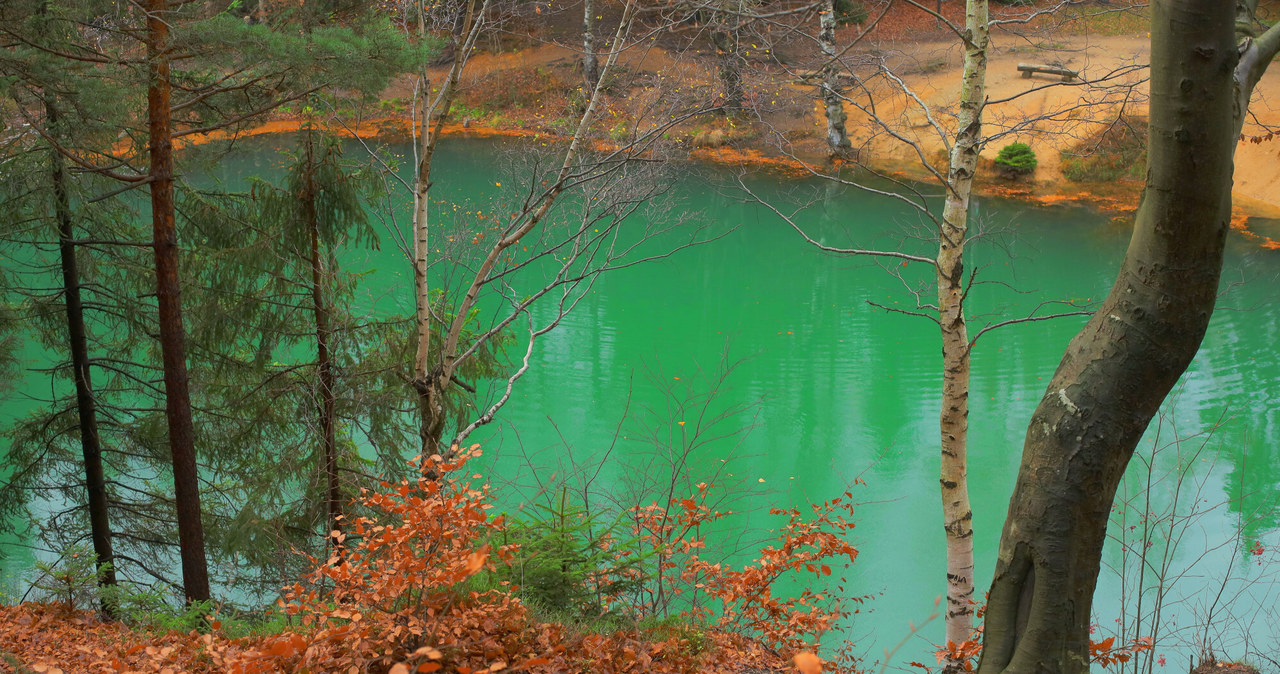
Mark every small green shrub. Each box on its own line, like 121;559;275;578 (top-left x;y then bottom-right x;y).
546;116;576;136
450;103;487;122
30;545;231;630
608;121;632;143
995;142;1038;177
32;545;107;612
101;581;290;637
102;586;216;632
639;615;713;655
494;488;648;623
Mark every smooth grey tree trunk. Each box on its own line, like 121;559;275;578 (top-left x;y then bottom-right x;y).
976;1;1279;671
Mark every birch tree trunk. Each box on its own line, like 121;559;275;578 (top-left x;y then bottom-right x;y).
819;0;851;154
583;0;599;91
410;1;440;455
976;2;1280;671
410;0;482;457
146;0;211;605
936;1;986;669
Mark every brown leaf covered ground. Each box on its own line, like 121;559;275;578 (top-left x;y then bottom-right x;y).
0;601;793;674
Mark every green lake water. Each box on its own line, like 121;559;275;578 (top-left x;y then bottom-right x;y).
3;136;1279;666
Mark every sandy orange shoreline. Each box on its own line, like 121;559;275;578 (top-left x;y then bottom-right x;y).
181;115;1280;250
174;116;525;147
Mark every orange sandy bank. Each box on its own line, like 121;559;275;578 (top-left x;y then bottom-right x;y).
181;114;1280;251
173;117;530;147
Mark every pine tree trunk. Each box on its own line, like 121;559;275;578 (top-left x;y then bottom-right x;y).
46;96;118;614
976;2;1260;671
936;2;986;669
301;132;342;543
819;0;851;154
146;0;211;605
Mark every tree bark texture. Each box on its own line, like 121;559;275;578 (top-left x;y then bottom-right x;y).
301;132;342;544
47;97;118;612
976;2;1259;671
582;0;599;91
412;0;481;458
936;2;986;668
819;0;851;154
710;16;744;112
146;0;211;605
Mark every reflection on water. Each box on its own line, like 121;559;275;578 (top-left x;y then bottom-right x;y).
2;136;1278;665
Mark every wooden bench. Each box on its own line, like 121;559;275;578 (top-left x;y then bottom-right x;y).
1017;63;1078;81
795;69;857;86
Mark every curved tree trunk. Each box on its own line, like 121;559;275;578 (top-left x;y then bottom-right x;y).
975;2;1278;671
147;0;211;605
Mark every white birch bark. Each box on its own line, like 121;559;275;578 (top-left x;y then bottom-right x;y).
583;0;599;90
409;0;486;453
819;0;851;153
937;1;987;668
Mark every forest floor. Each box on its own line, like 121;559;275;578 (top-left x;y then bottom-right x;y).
0;600;797;674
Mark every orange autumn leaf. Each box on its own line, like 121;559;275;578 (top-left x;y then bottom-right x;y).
465;547;489;575
795;651;823;674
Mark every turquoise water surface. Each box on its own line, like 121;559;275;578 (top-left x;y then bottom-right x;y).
2;135;1278;667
